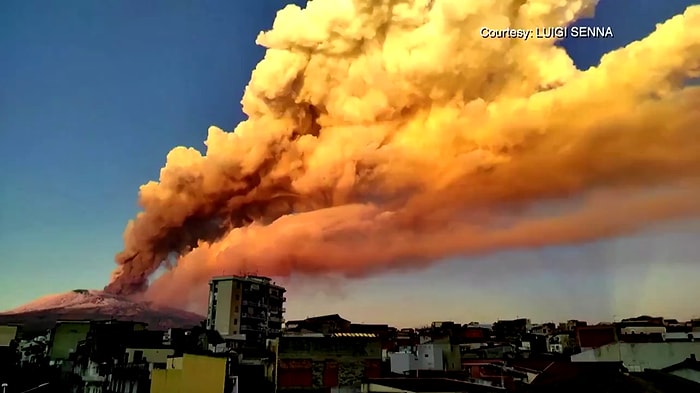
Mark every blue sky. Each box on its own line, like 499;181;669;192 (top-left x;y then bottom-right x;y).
1;0;698;327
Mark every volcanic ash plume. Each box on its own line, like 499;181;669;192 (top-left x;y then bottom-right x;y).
104;0;700;305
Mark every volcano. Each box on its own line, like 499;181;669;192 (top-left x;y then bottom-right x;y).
0;289;204;335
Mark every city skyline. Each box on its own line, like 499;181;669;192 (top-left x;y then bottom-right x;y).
2;0;699;327
2;270;698;330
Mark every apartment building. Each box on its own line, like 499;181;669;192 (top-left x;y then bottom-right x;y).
206;275;286;346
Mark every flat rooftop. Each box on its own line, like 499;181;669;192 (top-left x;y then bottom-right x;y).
366;378;504;392
210;275;285;289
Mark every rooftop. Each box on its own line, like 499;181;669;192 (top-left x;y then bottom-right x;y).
211;275;270;283
210;275;285;289
366;378;504;392
55;320;92;324
303;314;349;324
661;354;700;373
282;333;325;338
282;332;379;339
332;333;378;338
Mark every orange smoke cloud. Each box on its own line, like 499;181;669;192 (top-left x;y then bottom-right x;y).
105;0;700;308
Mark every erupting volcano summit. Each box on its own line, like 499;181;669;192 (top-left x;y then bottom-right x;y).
0;289;203;331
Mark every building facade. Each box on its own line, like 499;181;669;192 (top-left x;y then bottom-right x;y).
571;341;700;371
0;325;20;347
492;319;531;340
389;344;444;374
276;333;383;391
206;275;286;346
575;324;617;350
150;354;227;393
48;320;92;361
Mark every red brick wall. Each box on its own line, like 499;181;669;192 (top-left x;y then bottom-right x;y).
464;365;517;390
463;328;486;340
577;326;616;348
323;361;338;387
363;359;382;379
278;359;313;388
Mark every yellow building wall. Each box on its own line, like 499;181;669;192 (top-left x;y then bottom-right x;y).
150;354;226;393
167;356;184;369
0;325;19;346
182;354;227;393
151;369;183;393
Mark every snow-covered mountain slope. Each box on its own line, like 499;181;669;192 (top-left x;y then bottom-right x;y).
0;289;203;334
5;289;144;313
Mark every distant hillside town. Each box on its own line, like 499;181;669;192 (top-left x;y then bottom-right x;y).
1;275;699;393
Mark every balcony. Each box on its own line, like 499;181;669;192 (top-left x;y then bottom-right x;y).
241;300;266;308
242;313;266;321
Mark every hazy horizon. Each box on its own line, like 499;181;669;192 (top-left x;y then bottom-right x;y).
4;219;699;327
2;0;699;328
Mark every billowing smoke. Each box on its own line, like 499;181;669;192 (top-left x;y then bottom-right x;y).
104;0;700;307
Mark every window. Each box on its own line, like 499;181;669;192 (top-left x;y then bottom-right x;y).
235;294;240;300
133;350;144;363
234;319;238;325
235;306;239;312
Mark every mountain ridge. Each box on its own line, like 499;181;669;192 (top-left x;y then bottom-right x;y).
0;289;204;335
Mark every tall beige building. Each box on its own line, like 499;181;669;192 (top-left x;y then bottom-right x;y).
206;275;286;347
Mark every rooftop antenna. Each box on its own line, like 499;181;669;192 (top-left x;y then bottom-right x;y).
237;269;261;277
